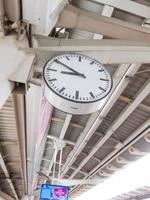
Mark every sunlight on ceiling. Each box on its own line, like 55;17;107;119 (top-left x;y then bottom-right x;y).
75;153;150;200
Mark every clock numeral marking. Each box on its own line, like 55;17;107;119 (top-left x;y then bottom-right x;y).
48;78;57;82
99;86;106;92
75;91;79;100
100;78;109;82
47;68;57;72
90;61;95;65
66;56;70;60
89;92;95;99
59;87;66;93
98;69;104;72
79;56;81;62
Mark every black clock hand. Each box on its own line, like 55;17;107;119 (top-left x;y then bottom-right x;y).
61;71;86;78
54;59;85;76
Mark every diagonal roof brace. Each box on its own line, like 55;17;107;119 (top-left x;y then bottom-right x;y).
57;4;150;42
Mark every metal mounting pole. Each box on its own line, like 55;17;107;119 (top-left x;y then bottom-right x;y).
58;147;63;179
52;143;58;183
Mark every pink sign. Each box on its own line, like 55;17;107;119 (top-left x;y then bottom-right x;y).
54;188;67;197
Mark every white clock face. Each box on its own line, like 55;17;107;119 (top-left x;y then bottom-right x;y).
43;53;112;104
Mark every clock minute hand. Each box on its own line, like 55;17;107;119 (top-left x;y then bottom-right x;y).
54;59;85;76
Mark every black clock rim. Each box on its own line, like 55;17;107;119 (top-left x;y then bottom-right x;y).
43;53;113;104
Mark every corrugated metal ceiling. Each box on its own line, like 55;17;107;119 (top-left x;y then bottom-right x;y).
0;96;24;199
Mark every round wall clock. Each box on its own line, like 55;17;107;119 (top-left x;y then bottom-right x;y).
43;53;112;115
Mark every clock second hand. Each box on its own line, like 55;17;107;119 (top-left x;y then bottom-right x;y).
54;59;86;78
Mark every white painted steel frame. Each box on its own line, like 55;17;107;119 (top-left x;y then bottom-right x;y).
25;39;150;64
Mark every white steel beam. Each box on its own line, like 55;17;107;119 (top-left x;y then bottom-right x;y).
69;78;150;178
57;4;150;42
91;0;150;19
25;84;43;195
61;64;141;177
119;96;150;113
27;39;150;64
0;149;19;200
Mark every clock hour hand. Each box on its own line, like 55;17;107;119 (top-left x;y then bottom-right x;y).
54;59;85;77
61;71;86;78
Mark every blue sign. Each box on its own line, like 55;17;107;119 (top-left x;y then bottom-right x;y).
40;184;69;200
